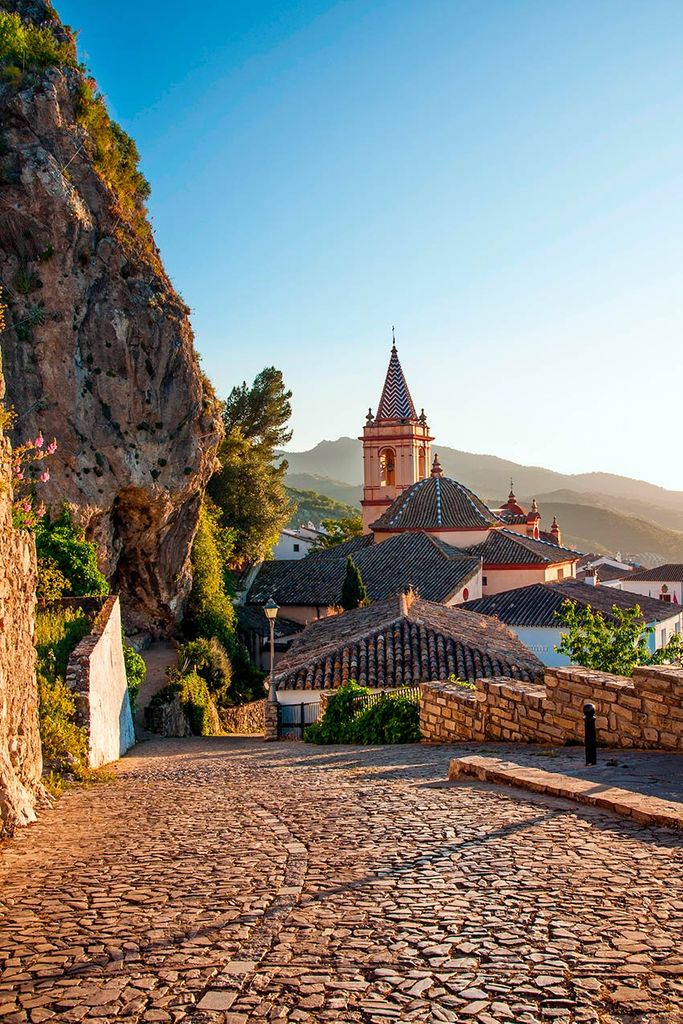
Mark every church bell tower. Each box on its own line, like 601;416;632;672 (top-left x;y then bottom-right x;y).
360;336;433;533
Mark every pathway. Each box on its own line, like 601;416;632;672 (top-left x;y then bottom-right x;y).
135;642;178;731
0;738;682;1024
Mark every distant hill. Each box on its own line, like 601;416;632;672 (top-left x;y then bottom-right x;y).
280;438;683;566
286;486;358;528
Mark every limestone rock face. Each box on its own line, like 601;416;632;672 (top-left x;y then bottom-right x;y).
0;2;222;632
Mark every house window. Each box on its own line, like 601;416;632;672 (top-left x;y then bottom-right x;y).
557;567;564;579
660;585;671;602
379;447;396;487
661;628;667;646
482;576;488;586
462;587;469;601
293;543;300;552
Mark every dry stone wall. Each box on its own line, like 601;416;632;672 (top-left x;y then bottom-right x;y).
66;596;135;767
421;665;683;750
0;404;43;837
219;700;265;735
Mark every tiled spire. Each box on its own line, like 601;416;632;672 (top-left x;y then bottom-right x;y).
376;337;418;422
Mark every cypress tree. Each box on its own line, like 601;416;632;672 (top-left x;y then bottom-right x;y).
341;557;369;611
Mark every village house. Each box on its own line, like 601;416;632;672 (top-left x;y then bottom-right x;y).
272;523;325;560
618;564;683;606
240;340;579;654
273;590;543;704
463;578;683;666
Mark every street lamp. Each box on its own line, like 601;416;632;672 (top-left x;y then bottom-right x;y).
264;597;279;703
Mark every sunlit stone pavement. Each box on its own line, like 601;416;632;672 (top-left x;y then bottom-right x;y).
0;737;682;1023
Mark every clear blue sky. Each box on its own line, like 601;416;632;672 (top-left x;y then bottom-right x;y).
58;0;683;488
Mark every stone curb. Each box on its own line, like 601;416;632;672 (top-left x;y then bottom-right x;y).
448;755;683;829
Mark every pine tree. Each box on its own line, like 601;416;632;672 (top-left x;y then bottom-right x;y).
341;557;369;611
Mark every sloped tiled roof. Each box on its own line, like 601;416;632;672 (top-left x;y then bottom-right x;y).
576;563;627;584
310;535;374;560
376;345;417;421
275;593;544;691
465;529;580;566
623;564;683;582
247;532;481;607
371;475;502;531
462;579;680;627
236;605;303;639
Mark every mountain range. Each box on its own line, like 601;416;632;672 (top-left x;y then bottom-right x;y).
281;438;683;566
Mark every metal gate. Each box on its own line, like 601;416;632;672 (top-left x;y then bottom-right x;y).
278;701;320;740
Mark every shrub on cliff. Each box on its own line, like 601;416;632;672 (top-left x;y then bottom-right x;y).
35;507;108;597
0;11;77;79
177;637;231;703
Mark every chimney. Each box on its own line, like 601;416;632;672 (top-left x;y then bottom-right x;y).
550;514;562;546
584;572;597;587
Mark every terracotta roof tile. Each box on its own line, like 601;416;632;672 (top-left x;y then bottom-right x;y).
624;563;683;582
465;529;580;566
371;475;502;531
275;593;543;691
463;579;681;627
247;532;481;607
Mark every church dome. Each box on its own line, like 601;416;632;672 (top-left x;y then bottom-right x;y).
370;471;502;532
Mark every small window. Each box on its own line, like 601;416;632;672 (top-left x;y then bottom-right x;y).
379;447;396;487
482;576;488;586
661;628;667;646
462;587;469;601
293;543;300;552
557;567;565;580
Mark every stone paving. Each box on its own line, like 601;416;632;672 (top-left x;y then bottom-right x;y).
0;738;682;1024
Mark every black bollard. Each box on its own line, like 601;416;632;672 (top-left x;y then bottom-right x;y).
583;702;597;766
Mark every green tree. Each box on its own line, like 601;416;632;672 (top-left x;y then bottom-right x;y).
555;600;683;675
209;368;293;565
315;515;363;550
341;557;369;611
35;507;108;597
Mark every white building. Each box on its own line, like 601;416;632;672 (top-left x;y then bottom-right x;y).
272;523;325;560
463;579;683;667
618;564;683;607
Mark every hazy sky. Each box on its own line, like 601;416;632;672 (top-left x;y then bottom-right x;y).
58;0;683;489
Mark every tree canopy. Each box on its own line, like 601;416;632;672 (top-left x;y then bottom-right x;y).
555;599;683;676
208;367;294;565
341;557;369;611
315;515;363;550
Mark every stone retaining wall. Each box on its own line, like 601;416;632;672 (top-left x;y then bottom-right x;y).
219;699;265;735
0;429;43;836
421;665;683;750
66;596;136;767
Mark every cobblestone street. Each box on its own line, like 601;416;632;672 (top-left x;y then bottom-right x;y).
1;738;682;1024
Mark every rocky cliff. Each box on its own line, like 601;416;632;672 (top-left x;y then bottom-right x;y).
0;358;43;837
0;1;223;632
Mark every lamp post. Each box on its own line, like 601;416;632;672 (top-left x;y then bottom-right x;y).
264;598;279;704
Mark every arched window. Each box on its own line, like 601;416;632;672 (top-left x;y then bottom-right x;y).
379;447;396;487
418;447;426;479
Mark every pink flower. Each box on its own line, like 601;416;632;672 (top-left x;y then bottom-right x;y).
21;499;31;512
34;434;44;449
46;440;58;455
40;470;50;482
13;468;24;480
36;503;46;518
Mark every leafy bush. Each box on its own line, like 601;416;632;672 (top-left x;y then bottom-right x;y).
351;696;420;744
149;672;214;736
304;682;421;745
0;11;77;78
36;554;71;601
35;608;91;776
555;600;683;675
184;501;264;704
35;507;109;597
177;636;231;701
122;636;146;713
